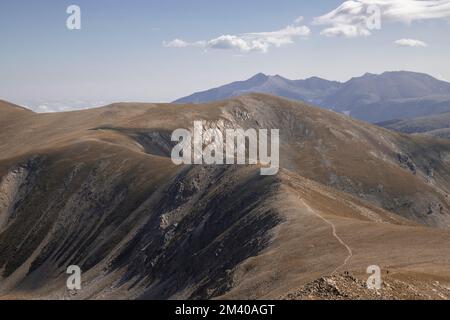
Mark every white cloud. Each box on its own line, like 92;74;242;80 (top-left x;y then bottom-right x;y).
321;24;372;37
163;39;189;48
164;23;311;53
395;38;428;47
314;0;450;38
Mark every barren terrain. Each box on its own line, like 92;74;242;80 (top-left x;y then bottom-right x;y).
1;95;450;299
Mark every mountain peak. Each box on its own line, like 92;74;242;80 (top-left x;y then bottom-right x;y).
249;73;269;81
360;72;376;78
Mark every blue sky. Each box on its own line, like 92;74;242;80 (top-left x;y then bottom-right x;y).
1;0;450;111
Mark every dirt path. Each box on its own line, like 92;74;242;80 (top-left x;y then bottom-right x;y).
299;198;353;275
288;180;353;275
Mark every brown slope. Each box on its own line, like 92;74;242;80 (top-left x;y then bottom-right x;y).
1;94;450;228
1;94;450;299
0;101;34;128
0;100;33;113
221;170;450;300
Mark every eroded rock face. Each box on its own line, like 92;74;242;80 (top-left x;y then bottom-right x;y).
113;166;281;300
0;157;42;231
0;167;28;231
0;151;281;299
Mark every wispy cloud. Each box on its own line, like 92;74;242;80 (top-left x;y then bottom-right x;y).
164;39;191;48
314;0;450;38
395;38;428;47
164;21;311;53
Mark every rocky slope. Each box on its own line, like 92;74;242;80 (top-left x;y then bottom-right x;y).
1;95;450;299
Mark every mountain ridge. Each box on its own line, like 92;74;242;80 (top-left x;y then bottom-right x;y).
174;71;450;123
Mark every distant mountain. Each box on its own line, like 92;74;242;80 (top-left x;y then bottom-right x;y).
174;73;342;105
379;111;450;139
324;71;450;111
351;96;450;123
326;71;450;122
174;71;450;123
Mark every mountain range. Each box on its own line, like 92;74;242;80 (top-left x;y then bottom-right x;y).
175;71;450;123
2;95;450;299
